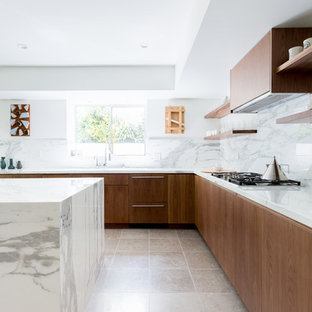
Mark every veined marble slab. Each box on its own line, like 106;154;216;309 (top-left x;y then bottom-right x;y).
0;178;104;312
0;167;194;174
195;171;312;229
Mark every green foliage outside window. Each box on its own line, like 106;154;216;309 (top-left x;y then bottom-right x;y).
76;106;144;144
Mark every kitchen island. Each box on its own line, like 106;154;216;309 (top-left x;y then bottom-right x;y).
0;178;104;312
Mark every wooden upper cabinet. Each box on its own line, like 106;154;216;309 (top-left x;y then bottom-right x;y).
230;32;271;111
230;28;312;111
168;174;194;224
128;174;168;203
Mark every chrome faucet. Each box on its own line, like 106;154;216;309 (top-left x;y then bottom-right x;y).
94;143;112;167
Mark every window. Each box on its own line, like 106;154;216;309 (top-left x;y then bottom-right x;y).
75;106;145;155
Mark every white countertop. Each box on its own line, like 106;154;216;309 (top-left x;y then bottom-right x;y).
0;178;103;203
195;171;312;228
0;168;194;174
1;167;311;228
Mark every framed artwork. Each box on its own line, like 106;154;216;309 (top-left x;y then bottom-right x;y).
10;104;30;136
165;106;185;134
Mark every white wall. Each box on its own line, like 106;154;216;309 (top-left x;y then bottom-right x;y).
0;99;67;139
0;66;175;91
146;98;220;138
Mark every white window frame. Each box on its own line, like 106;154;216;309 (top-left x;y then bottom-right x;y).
71;104;146;156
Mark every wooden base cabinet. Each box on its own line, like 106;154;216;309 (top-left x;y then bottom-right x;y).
105;186;128;224
262;209;312;312
195;176;312;312
168;174;194;224
195;176;262;311
128;174;168;224
233;195;263;312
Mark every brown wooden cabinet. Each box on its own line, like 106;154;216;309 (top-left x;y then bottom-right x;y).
195;175;312;312
128;174;168;224
168;174;194;224
102;175;128;225
195;175;210;243
231;28;312;111
105;186;128;224
262;208;312;312
233;195;263;312
195;176;262;311
231;31;271;111
128;174;168;203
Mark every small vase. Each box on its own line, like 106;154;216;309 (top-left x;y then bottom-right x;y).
8;158;15;170
16;161;22;170
0;157;6;170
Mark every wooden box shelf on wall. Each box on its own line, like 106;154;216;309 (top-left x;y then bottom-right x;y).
276;45;312;73
204;101;231;119
165;106;185;134
276;109;312;124
230;28;312;112
204;130;257;140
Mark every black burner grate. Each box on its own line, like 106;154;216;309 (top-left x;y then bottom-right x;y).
212;172;301;186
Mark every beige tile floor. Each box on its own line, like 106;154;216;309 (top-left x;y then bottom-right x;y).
86;229;247;312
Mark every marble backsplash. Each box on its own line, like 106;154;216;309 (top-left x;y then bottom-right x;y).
220;94;312;178
0;94;311;176
0;137;221;170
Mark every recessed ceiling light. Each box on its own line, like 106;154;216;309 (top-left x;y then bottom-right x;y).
17;43;28;50
140;43;149;49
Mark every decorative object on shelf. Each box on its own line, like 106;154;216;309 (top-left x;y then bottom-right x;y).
165;106;185;134
16;161;22;169
303;37;312;50
10;104;30;136
8;159;15;170
277;44;312;73
289;46;303;59
0;157;6;169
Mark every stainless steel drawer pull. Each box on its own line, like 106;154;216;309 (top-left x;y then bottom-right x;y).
132;204;166;208
131;176;165;179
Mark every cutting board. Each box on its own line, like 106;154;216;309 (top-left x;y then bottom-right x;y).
201;169;236;173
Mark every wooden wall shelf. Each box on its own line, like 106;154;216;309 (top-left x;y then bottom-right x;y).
204;101;231;119
276;45;312;73
204;130;257;140
276;109;312;124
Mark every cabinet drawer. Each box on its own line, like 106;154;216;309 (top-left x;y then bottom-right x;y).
103;174;128;185
129;175;168;203
129;204;168;223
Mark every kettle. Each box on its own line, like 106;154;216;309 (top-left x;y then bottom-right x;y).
262;156;288;181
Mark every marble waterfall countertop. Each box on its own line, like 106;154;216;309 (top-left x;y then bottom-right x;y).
195;171;312;229
0;178;104;312
0;177;103;202
0;167;194;174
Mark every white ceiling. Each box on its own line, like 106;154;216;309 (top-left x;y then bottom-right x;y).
1;0;312;101
0;0;208;66
176;0;312;98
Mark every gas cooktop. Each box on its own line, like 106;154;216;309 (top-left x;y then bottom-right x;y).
211;172;301;186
